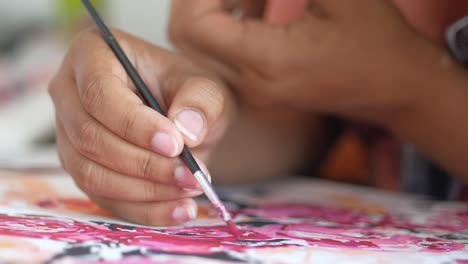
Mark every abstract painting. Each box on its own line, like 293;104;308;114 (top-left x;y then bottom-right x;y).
0;171;467;263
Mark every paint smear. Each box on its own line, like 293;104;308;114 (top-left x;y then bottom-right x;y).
0;174;467;263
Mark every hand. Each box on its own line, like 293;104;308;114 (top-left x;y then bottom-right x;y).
49;28;235;226
169;0;446;124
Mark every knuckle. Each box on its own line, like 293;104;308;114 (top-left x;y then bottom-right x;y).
71;27;101;48
69;28;101;60
77;119;103;158
76;159;103;195
118;104;140;139
144;182;159;202
138;152;162;181
247;39;284;81
80;74;105;115
257;54;282;78
240;69;281;106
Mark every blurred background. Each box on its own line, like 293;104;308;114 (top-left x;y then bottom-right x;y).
0;0;171;169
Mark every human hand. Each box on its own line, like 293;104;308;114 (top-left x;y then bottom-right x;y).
49;28;235;226
169;0;447;124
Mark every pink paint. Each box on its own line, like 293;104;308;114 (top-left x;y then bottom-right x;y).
227;220;241;239
242;203;468;232
81;258;158;264
0;201;466;256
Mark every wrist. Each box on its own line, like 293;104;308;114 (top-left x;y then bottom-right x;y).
384;43;468;142
382;45;468;179
377;37;460;133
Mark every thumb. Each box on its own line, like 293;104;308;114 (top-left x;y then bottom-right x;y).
166;76;230;148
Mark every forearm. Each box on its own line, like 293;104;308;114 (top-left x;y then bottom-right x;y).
207;106;327;184
386;50;468;182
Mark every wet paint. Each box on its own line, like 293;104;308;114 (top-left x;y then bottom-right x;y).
0;174;467;263
0;200;466;262
227;220;241;238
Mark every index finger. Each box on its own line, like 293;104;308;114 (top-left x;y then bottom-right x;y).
169;0;260;65
169;0;305;73
70;28;184;157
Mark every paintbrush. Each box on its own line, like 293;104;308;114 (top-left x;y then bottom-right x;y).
80;0;239;236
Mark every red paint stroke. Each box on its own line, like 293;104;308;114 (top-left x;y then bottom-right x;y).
0;202;466;256
227;220;241;238
242;203;468;232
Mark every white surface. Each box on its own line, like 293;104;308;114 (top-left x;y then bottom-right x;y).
0;0;52;21
0;0;171;172
0;0;171;158
0;93;55;153
108;0;172;48
0;147;60;169
0;0;171;47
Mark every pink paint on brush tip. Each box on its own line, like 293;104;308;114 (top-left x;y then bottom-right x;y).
227;220;241;238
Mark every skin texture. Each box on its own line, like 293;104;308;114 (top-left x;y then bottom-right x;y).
49;29;237;226
49;28;318;226
170;0;429;116
50;0;468;226
168;0;468;181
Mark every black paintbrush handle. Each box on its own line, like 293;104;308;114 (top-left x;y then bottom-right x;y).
81;0;202;174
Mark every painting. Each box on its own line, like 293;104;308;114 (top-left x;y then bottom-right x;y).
0;171;467;263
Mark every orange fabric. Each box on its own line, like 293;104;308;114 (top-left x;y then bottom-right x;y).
320;131;370;184
320;129;401;191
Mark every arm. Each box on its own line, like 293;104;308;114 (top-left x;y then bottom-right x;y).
168;0;468;183
387;47;468;181
208;107;327;184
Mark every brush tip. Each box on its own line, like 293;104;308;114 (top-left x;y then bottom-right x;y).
227;219;241;238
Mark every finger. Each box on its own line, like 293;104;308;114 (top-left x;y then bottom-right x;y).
312;0;387;19
265;0;309;24
171;0;224;19
56;120;203;202
171;0;319;75
91;196;198;226
54;67;202;189
164;76;230;147
169;0;228;51
70;29;184;158
224;0;266;18
170;0;260;66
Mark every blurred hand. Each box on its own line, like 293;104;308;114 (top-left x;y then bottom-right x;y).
169;0;443;123
49;28;235;226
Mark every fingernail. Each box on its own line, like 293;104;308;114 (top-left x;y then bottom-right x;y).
172;203;197;223
174;109;204;142
151;132;179;157
174;159;200;190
